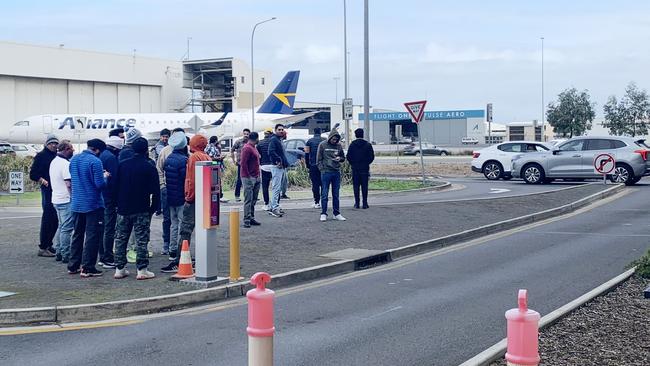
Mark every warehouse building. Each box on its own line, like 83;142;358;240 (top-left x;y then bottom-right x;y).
0;41;271;132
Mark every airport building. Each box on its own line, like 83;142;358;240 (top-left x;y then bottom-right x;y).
0;41;272;133
360;109;486;145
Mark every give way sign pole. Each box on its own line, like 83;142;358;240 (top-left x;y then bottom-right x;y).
404;100;427;185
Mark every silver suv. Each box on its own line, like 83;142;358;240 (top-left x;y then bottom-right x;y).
511;136;650;185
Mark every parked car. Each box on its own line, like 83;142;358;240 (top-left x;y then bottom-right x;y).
10;143;38;158
511;136;650;185
461;137;479;145
403;142;450;156
0;141;16;156
472;141;550;180
283;138;306;167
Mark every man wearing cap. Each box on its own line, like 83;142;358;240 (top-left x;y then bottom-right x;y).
49;140;74;263
97;135;123;269
119;128;143;162
29;134;60;257
68;139;110;277
156;127;185;256
163;132;188;261
113;137;160;280
153;128;170;161
256;128;274;210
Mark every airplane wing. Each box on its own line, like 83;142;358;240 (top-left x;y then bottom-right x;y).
275;111;319;127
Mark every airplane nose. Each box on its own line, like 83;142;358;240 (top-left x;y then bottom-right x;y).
0;128;11;141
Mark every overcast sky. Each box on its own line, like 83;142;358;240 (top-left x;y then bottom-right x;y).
3;0;650;122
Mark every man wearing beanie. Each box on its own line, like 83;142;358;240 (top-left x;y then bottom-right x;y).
162;132;188;264
346;128;375;209
162;134;210;272
68;139;110;277
29;133;60;257
119;127;143;162
113;137;160;280
317;128;347;222
156;127;183;257
97;135;124;269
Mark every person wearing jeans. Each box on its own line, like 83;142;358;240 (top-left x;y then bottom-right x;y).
267;124;289;217
68;139;109;277
98;135;122;268
346;128;375;209
231;129;250;201
163;132;188;260
316;128;346;222
256;129;274;209
240;132;261;228
49;140;75;262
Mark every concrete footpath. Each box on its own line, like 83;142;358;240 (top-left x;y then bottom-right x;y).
0;183;611;310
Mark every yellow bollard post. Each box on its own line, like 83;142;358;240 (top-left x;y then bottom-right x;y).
230;207;243;282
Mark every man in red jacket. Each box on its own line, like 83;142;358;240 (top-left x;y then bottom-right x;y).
240;132;261;228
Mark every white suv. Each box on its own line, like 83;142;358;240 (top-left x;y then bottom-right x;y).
472;141;550;180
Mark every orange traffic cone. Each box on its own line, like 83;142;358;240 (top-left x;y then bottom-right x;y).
171;240;194;280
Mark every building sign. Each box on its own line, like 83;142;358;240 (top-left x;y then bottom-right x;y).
358;109;485;121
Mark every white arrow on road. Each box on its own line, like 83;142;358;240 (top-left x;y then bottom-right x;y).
489;188;511;194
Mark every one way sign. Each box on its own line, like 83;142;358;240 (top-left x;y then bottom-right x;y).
9;171;24;194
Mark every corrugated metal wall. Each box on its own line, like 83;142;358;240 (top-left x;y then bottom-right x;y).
0;75;161;125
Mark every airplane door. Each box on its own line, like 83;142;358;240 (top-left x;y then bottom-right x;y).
42;115;53;134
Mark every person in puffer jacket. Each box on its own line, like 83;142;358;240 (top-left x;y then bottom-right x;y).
163;132;188;260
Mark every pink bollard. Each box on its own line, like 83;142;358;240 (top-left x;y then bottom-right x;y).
247;272;275;366
505;289;540;366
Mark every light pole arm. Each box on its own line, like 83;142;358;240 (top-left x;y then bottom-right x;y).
251;17;276;132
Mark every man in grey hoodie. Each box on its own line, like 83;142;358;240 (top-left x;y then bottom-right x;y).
316;128;347;222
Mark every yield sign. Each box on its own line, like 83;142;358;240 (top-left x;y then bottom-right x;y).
404;100;427;123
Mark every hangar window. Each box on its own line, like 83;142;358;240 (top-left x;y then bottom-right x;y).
14;121;29;126
261;77;265;85
241;76;245;84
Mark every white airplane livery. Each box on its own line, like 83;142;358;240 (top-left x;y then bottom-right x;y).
2;71;314;143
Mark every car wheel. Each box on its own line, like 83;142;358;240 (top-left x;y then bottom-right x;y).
610;164;635;185
483;161;503;180
522;164;545;184
440;151;448;156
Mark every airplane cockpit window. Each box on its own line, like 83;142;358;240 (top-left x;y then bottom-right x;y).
13;121;29;126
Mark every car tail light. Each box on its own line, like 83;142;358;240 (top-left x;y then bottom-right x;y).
635;149;649;161
472;152;480;158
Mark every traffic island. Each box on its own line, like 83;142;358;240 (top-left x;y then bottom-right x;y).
490;275;649;366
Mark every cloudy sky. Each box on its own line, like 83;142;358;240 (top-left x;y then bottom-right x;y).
3;0;650;122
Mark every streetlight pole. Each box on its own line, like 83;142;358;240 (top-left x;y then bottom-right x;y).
251;17;277;132
186;37;191;60
333;77;340;103
541;36;545;141
363;0;370;140
343;0;350;148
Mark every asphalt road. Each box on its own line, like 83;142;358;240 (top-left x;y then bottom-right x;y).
2;184;648;366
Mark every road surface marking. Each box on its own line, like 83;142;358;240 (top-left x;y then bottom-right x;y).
489;188;511;194
0;319;142;336
0;215;41;220
528;231;650;237
362;306;403;321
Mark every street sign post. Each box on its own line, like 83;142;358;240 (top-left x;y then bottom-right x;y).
404;100;427;185
594;153;615;185
486;103;493;144
342;98;353;148
9;171;23;205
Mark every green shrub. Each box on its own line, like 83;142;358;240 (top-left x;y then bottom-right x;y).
0;155;39;192
631;249;650;278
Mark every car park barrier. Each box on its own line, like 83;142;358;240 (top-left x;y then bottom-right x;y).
505;289;540;366
247;272;275;366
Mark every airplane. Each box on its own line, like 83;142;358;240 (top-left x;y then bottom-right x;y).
1;71;317;144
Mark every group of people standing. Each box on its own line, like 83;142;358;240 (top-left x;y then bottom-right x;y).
30;123;375;278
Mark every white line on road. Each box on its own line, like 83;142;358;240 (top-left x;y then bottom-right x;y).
0;216;40;220
489;188;511;194
361;306;403;321
528;231;650;237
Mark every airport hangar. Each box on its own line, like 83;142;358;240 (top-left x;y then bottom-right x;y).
0;41;273;134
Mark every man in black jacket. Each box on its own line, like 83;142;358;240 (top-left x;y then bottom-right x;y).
346;128;375;209
305;128;325;209
256;128;274;210
267;124;289;217
112;138;160;280
29;134;60;257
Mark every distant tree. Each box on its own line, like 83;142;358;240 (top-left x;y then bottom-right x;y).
546;88;595;137
603;82;650;137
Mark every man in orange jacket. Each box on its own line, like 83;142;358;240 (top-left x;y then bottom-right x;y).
161;135;211;273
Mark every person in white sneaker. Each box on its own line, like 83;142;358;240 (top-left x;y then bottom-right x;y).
316;127;346;222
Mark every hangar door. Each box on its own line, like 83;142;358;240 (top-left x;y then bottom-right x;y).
420;119;467;145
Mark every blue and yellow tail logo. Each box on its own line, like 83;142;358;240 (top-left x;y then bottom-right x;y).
257;71;300;114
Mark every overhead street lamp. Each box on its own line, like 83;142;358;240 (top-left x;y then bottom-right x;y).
251;17;277;132
541;36;545;141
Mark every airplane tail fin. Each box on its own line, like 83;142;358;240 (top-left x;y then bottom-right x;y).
256;71;300;114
